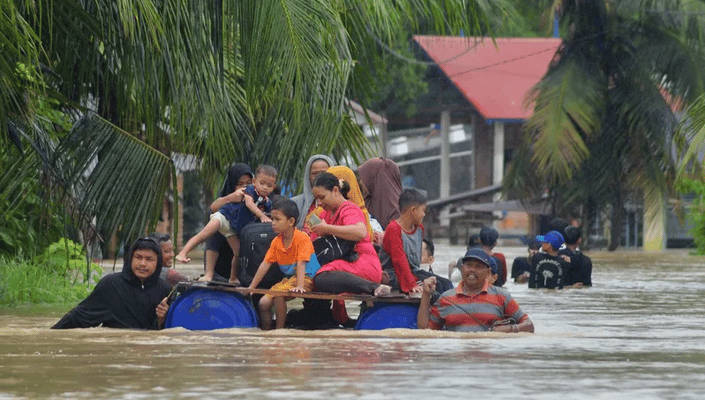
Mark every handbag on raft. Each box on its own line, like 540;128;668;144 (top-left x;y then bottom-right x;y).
312;235;359;266
309;203;360;266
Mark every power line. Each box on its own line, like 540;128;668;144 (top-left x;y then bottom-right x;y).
448;46;558;78
373;36;436;66
373;36;482;66
374;34;560;75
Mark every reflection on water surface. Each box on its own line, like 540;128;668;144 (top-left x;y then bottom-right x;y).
2;245;705;399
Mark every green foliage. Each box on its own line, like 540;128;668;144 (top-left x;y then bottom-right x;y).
0;157;64;256
507;0;705;250
676;178;705;254
363;44;429;118
33;238;101;284
500;0;552;37
3;0;515;257
0;239;100;306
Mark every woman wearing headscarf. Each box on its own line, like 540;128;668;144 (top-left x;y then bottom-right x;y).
52;237;172;330
291;154;335;229
202;163;253;281
357;157;402;230
309;169;388;295
316;165;374;240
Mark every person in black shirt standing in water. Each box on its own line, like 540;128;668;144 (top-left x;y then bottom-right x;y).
559;226;593;287
512;239;540;284
530;230;569;289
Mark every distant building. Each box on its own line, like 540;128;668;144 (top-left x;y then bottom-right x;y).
374;36;560;243
372;35;690;249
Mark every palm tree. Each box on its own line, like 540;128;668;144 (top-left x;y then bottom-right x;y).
1;0;512;254
505;0;705;249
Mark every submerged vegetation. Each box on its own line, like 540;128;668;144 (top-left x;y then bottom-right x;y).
0;239;101;306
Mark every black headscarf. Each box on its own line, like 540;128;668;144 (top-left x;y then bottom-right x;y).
211;163;253;279
52;238;171;330
219;163;254;197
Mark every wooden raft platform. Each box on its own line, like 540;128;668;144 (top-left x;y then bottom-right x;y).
174;281;422;304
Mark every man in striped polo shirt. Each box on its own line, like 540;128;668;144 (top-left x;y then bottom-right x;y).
417;248;534;333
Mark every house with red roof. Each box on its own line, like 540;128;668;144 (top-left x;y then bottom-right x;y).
381;35;683;249
376;35;560;241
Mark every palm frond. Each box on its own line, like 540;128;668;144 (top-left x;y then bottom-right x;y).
51;113;175;252
524;54;604;181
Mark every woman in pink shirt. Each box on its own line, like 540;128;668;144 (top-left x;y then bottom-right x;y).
309;170;390;296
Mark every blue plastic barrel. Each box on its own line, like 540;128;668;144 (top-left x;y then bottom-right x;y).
165;288;259;330
354;303;418;330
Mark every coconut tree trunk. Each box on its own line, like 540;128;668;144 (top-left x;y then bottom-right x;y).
608;191;624;251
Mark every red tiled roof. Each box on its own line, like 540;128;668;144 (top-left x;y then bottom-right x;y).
414;35;561;121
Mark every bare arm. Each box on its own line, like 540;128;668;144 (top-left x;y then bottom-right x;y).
244;195;271;223
416;277;437;329
311;221;366;242
490;316;534;333
290;260;307;293
210;188;246;212
247;261;273;290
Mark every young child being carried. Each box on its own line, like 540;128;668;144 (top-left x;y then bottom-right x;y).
176;165;277;284
379;188;453;296
247;198;321;330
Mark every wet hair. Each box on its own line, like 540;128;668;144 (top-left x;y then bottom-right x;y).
255;164;278;178
548;217;570;233
527;238;541;250
129;237;162;260
563;225;582;245
480;226;499;247
423;238;434;256
125;237;163;281
466;233;481;248
148;232;171;244
272;197;300;225
398;188;427;212
313;171;351;199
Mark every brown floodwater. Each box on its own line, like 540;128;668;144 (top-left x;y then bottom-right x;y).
2;244;705;399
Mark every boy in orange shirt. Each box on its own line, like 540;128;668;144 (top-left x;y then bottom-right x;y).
247;198;321;329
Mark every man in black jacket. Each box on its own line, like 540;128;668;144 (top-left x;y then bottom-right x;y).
52;237;171;330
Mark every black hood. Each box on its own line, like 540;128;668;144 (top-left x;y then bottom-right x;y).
122;238;164;288
219;163;254;197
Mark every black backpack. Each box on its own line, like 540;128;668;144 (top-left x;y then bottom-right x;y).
237;222;284;288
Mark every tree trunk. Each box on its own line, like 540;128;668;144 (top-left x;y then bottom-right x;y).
608;201;624;251
582;197;596;251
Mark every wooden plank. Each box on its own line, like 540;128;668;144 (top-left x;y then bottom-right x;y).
175;282;421;304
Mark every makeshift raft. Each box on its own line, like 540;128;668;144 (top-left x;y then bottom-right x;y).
164;281;421;331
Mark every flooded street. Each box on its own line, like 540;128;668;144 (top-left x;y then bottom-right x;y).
2;243;705;399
